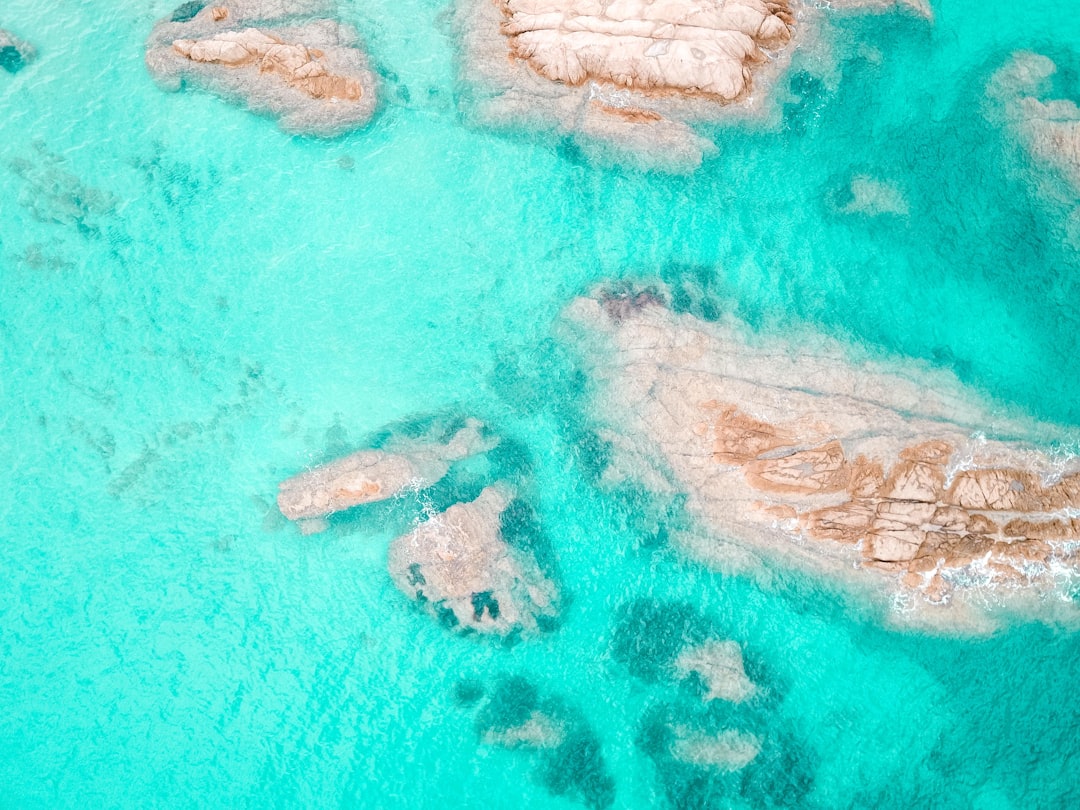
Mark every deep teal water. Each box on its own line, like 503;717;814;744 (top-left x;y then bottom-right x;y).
2;1;1080;807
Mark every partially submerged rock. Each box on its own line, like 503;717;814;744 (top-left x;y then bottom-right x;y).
388;485;559;635
146;0;377;136
987;52;1080;195
675;640;757;703
455;0;934;171
277;418;493;529
670;727;762;771
455;0;800;172
563;285;1080;625
0;28;36;74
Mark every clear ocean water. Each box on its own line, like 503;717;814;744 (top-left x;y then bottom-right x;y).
2;1;1080;807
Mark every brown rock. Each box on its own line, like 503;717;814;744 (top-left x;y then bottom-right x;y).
900;440;954;465
564;287;1080;625
146;7;379;137
801;501;875;544
708;404;793;464
277;418;494;526
883;459;945;502
945;469;1042;512
848;455;886;498
745;441;850;495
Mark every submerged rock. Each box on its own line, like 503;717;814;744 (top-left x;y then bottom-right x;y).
670;727;762;771
277;417;494;527
836;174;910;217
0;28;36;74
675;640;757;703
988;52;1080;197
471;675;615;808
388;485;559;636
562;285;1080;626
146;0;377;136
481;709;566;749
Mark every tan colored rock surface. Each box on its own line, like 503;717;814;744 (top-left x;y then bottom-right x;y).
387;486;560;636
171;29;364;102
455;0;802;172
457;0;933;171
500;0;794;100
671;727;761;770
675;639;757;702
146;1;377;136
562;286;1080;624
277;419;493;525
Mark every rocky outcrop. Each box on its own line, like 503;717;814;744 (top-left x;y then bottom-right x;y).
562;285;1080;625
456;0;935;171
146;1;377;136
277;418;493;532
675;640;757;703
0;28;36;74
388;485;560;635
456;0;799;172
500;0;794;100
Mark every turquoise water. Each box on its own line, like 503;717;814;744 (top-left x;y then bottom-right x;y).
2;0;1080;807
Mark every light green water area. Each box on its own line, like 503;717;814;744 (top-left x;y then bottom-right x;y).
2;1;1080;807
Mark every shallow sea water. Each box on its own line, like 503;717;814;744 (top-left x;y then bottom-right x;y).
2;0;1080;807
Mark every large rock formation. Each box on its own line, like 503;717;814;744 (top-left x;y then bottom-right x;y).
146;1;377;136
456;0;934;171
388;485;560;635
277;418;494;532
456;0;800;172
500;0;794;100
0;28;36;74
562;285;1080;625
